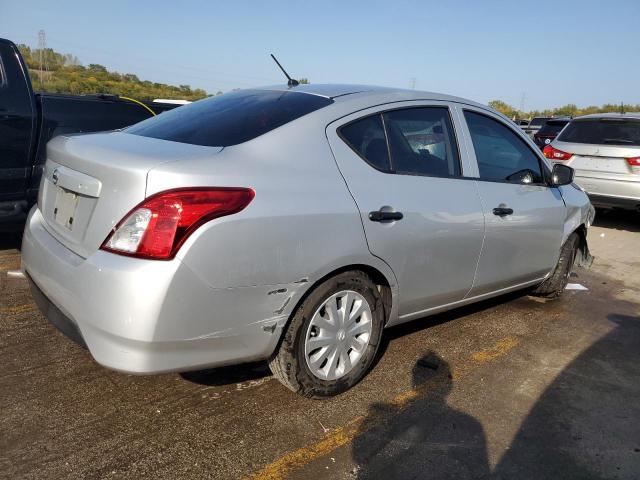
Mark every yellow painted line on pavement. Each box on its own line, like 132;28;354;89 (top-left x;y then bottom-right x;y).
472;337;520;363
0;304;36;315
246;336;520;480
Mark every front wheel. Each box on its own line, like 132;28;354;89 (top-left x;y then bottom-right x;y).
531;233;579;299
269;271;385;398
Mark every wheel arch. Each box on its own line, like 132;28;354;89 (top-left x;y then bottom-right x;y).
572;223;594;268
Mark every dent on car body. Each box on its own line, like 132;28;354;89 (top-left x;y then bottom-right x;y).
559;184;595;268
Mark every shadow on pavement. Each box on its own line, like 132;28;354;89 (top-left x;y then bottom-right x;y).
593;209;640;233
0;231;22;251
352;352;490;479
180;360;271;386
350;314;640;479
493;313;640;479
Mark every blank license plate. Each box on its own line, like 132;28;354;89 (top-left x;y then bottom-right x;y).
53;186;79;230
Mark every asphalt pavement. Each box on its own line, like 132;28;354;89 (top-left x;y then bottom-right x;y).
1;210;639;479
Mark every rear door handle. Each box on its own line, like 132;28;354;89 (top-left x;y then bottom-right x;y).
493;207;514;216
369;210;403;222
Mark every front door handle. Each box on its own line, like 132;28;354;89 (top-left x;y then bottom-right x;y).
493;207;514;216
369;210;403;222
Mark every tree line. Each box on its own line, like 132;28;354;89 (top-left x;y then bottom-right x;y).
17;44;210;101
488;99;639;120
16;44;630;113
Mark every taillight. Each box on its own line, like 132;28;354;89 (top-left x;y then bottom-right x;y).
543;145;573;161
101;187;255;260
627;156;640;174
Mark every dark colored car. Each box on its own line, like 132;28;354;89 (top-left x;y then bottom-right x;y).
533;117;571;149
0;38;179;231
523;116;551;138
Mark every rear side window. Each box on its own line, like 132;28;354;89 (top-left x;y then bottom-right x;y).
126;89;333;147
465;110;544;184
383;107;460;177
339;115;390;171
557;119;640;146
339;107;460;177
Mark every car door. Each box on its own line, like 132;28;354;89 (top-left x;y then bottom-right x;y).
326;102;485;323
0;40;36;204
459;107;566;297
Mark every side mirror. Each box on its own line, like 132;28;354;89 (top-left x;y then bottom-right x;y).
551;164;574;186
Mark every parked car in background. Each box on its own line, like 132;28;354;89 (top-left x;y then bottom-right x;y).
544;113;640;211
0;38;179;231
514;119;529;127
533;117;571;149
523;116;550;138
22;84;593;398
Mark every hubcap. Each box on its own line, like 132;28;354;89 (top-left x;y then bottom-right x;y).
304;290;373;381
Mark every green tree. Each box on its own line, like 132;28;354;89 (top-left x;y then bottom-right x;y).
16;44;211;101
488;100;518;118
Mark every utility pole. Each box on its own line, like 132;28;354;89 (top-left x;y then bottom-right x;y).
410;77;416;90
37;29;47;87
519;92;526;117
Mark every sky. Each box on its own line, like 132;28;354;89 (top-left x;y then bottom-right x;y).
1;0;639;111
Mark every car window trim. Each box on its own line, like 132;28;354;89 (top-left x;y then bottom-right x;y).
0;55;6;88
337;104;465;180
462;107;552;187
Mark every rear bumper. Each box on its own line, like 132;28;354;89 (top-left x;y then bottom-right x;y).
22;207;288;374
588;194;640;211
574;174;640;210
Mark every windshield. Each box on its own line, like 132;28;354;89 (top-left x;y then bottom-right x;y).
538;120;569;135
126;89;333;147
557;118;640;146
529;117;548;127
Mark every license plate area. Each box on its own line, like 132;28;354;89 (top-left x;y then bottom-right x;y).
576;156;626;173
53;186;79;230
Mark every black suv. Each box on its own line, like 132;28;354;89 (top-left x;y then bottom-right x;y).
533;117;571;149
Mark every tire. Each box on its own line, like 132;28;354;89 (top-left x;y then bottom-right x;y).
269;271;385;398
532;233;579;299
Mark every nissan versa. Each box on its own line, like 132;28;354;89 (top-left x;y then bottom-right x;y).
22;84;595;398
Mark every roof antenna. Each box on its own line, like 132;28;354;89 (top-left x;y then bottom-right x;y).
270;54;299;87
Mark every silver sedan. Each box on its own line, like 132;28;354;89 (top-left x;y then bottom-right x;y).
22;84;594;397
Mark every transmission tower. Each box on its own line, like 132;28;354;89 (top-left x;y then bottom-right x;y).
37;29;47;87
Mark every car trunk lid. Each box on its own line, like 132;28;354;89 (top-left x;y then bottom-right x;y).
40;132;222;258
553;141;640;176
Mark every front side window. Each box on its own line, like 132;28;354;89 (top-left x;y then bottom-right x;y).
383;107;460;177
464;110;544;184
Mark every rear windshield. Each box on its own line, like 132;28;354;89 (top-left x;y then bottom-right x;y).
538;120;569;135
529;117;548;127
126;89;333;147
557;118;640;146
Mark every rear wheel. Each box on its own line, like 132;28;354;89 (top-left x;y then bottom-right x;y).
269;271;385;398
532;233;579;299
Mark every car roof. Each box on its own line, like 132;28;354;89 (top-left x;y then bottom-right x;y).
573;112;640;120
255;83;489;109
